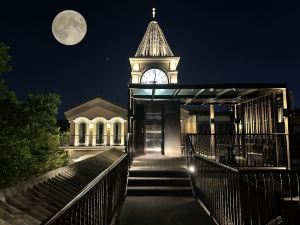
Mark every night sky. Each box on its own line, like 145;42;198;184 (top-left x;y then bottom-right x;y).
1;0;299;118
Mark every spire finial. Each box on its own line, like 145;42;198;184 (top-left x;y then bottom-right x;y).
152;8;156;19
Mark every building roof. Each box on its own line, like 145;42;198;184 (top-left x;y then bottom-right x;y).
135;21;174;57
128;83;287;105
64;97;127;121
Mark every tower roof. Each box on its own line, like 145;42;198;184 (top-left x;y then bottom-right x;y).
135;21;174;57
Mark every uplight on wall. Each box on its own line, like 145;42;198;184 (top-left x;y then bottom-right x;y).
133;63;139;72
238;123;242;132
89;124;94;129
107;123;111;129
278;108;283;123
171;75;177;83
132;75;139;84
170;61;176;71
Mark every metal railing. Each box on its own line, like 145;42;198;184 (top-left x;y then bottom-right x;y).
126;133;134;166
188;133;288;167
42;153;128;225
186;135;300;225
60;135;126;147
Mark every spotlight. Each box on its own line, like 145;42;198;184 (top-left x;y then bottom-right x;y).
189;165;195;173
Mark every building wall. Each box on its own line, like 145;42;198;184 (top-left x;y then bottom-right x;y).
129;57;180;84
71;117;127;146
133;101;181;157
164;102;181;156
65;100;127;147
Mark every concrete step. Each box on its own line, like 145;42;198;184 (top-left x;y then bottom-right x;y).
52;175;85;190
0;200;40;225
31;186;67;206
127;186;193;196
20;191;59;213
56;172;88;185
0;149;124;225
0;218;12;225
12;195;54;217
5;197;47;222
42;182;75;200
27;189;64;210
129;169;188;178
0;207;14;221
36;183;73;202
128;177;190;187
62;170;91;183
47;179;79;196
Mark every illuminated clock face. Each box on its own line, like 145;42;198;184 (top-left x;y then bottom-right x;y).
140;69;168;84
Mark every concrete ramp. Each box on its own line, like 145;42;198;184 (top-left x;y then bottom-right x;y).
118;155;216;225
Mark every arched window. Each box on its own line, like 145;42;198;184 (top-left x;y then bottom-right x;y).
114;122;121;145
96;122;104;145
79;123;86;144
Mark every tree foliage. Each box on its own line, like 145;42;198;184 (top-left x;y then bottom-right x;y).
0;42;12;74
0;43;68;188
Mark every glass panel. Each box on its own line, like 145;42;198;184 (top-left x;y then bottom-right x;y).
114;122;121;144
145;113;162;154
177;89;199;96
96;122;104;145
154;89;175;95
79;123;86;144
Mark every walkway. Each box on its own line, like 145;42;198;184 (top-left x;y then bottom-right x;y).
119;196;216;225
118;154;217;225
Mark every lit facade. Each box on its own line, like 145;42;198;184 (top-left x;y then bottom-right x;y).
127;18;291;168
64;98;127;147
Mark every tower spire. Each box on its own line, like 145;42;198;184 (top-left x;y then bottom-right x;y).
152;8;156;19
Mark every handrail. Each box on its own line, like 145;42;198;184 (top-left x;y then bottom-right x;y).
185;134;300;225
194;154;239;173
42;153;128;225
126;133;133;166
187;133;289;167
186;133;288;135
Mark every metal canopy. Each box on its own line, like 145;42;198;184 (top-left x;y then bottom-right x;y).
128;83;286;105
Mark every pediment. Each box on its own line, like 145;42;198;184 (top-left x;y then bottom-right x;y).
65;98;127;121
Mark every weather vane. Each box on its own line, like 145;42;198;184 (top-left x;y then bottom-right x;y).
152;8;156;19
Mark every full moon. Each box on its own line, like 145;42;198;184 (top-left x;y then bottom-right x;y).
52;10;87;45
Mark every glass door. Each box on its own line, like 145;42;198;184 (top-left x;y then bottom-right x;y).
96;122;104;145
145;113;162;154
79;123;86;145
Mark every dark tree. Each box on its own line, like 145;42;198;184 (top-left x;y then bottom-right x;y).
0;43;68;188
0;42;12;74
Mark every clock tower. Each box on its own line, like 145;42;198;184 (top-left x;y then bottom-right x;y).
128;10;182;157
129;13;180;84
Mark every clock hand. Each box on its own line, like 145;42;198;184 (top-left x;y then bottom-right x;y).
154;69;157;84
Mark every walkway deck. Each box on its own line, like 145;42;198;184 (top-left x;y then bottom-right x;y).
118;154;217;225
118;196;216;225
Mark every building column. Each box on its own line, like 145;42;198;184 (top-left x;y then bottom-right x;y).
92;122;96;146
85;122;89;146
108;122;112;146
283;88;291;169
210;105;215;157
74;122;79;146
103;122;107;146
121;122;125;146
